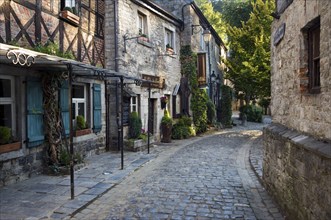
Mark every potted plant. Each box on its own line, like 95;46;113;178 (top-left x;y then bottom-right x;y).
60;6;79;26
75;115;91;137
160;96;168;109
0;126;21;154
166;44;174;54
161;109;173;143
129;111;142;139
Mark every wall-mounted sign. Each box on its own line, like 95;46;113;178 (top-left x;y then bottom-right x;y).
274;23;286;46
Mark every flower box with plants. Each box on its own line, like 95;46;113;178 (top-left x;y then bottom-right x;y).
74;115;91;137
161;110;173;143
60;7;79;26
166;44;174;54
0;126;21;154
124;112;154;151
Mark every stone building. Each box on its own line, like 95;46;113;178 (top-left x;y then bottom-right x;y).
264;0;331;219
0;0;226;186
105;0;226;145
0;0;108;186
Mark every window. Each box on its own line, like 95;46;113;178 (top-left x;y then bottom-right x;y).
197;53;207;86
307;21;320;93
62;0;75;9
138;12;147;36
165;29;174;49
72;84;86;120
130;95;140;114
0;76;15;136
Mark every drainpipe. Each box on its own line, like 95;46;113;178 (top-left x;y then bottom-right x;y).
114;0;119;72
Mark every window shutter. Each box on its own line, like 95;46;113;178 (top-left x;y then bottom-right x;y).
197;53;206;86
93;83;102;132
27;78;44;147
60;81;70;135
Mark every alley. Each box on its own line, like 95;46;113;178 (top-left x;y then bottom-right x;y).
69;127;284;220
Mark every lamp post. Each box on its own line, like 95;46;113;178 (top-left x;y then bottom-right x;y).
203;28;212;99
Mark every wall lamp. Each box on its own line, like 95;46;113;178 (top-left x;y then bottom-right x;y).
123;34;141;53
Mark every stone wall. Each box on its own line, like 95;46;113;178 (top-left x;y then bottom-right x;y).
105;0;182;142
270;0;331;140
263;123;331;220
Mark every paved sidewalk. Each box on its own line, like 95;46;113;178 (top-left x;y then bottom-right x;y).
0;148;160;220
0;115;271;220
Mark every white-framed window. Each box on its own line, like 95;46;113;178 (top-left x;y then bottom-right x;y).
138;12;147;36
72;84;86;120
130;96;137;113
200;29;207;51
64;0;75;8
165;28;174;49
0;75;16;136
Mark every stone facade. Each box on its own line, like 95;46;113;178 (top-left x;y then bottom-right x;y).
270;0;331;140
0;0;106;186
264;0;331;219
104;0;225;146
263;124;331;220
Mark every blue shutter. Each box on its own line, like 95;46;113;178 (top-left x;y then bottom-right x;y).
93;83;102;132
27;78;44;147
60;81;70;136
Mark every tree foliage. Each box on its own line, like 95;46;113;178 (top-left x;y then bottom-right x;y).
180;45;208;134
223;0;274;102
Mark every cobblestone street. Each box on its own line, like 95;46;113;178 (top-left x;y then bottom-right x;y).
69;125;284;220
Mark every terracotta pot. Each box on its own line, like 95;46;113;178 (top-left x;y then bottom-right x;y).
0;141;21;154
161;123;172;143
74;128;92;137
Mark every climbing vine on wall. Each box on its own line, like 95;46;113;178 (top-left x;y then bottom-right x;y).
42;72;68;165
180;45;208;133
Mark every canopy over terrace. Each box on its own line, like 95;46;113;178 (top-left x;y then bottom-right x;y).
0;43;152;199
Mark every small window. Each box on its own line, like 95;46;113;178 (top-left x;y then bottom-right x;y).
138;12;147;36
0;76;15;136
197;53;207;86
307;19;320;93
62;0;75;9
72;84;86;120
130;95;140;114
165;29;174;49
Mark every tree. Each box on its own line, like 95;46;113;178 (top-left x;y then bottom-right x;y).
224;0;274;104
212;0;252;28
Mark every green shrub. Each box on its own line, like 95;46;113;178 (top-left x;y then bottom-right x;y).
76;115;86;130
207;99;216;125
220;85;232;127
239;105;262;123
171;116;195;139
59;148;70;166
161;109;173;126
0;126;11;144
129;111;142;139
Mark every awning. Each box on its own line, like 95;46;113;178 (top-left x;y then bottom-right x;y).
0;43;149;83
172;83;180;96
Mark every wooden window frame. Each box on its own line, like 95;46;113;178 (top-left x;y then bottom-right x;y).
307;21;320;94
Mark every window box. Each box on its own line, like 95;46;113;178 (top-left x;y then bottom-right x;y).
124;136;154;152
74;128;92;137
166;47;174;54
0;141;21;154
60;10;79;26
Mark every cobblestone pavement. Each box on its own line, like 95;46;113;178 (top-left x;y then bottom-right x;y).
69;125;284;220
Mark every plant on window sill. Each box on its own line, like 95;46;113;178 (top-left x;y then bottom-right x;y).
60;6;79;26
0;126;21;154
166;44;174;54
75;115;91;137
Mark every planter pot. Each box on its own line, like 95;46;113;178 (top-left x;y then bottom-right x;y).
166;47;174;54
74;128;92;137
161;123;172;143
0;141;21;154
124;136;154;152
60;10;79;26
